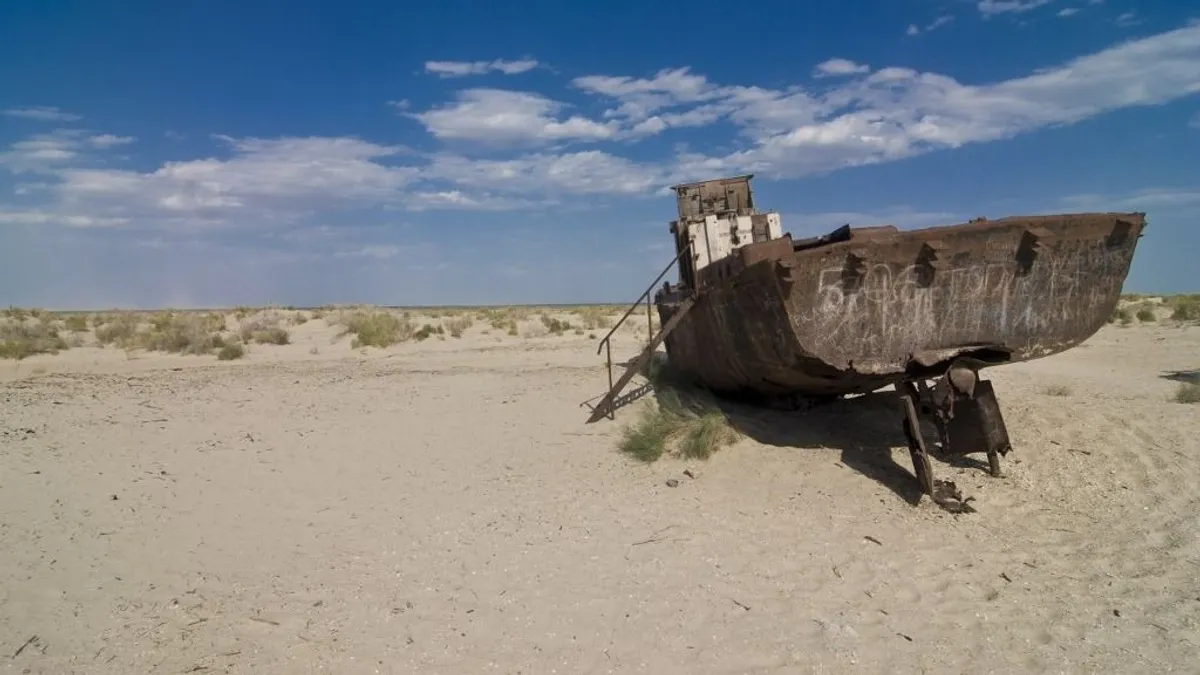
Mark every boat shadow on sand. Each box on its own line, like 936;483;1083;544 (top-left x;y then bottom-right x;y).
639;353;993;506
1160;369;1200;385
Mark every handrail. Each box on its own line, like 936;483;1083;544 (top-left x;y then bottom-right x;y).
595;241;692;355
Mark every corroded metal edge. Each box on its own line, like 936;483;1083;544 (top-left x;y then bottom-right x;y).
655;212;1146;400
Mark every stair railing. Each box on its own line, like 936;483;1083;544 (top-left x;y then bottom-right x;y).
590;241;693;421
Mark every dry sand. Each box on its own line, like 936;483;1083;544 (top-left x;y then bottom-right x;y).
2;313;1198;674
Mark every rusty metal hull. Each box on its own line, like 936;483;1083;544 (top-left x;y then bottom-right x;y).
654;212;1146;400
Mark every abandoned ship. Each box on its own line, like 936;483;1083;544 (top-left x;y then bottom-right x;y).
586;174;1146;499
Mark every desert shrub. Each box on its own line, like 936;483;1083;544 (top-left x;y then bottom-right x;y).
3;306;28;321
0;320;69;360
238;312;290;345
1170;297;1199;322
616;362;740;462
414;323;442;341
676;407;740;460
136;313;225;355
95;313;141;347
480;306;532;328
1175;382;1200;404
217;341;246;360
341;310;415;348
1111;307;1132;325
64;315;90;332
574;306;613;330
617;390;739;463
1135;308;1156;322
540;314;571;336
252;326;290;345
618;402;680;462
444;316;473;338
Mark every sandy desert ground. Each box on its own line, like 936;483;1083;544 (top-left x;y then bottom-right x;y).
2;306;1199;674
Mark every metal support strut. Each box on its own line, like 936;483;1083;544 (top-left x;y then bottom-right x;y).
899;360;1012;511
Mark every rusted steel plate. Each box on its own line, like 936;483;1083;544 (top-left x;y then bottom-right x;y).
656;212;1146;399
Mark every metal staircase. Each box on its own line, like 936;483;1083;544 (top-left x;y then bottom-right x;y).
583;244;696;423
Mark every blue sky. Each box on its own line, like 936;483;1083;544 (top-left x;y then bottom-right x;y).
1;0;1198;309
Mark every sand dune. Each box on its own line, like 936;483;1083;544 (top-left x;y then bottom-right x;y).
2;314;1198;674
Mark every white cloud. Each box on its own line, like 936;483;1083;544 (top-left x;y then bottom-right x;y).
1058;187;1200;213
426;151;666;196
1115;11;1141;28
34;136;418;229
409;89;617;144
572;67;729;128
813;58;870;78
334;244;402;259
0;129;88;173
5;23;1200;229
928;15;955;31
88;134;136;148
2;106;81;122
978;0;1052;16
424;59;539;78
405;190;549;211
0;209;128;227
908;15;954;36
1058;8;1080;17
683;23;1200;179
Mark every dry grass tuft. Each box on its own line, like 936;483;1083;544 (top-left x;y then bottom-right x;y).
138;313;227;355
617;361;740;462
618;401;681;463
1168;295;1199;322
239;312;290;345
444;315;473;338
64;315;90;332
540;314;572;336
573;306;614;331
414;323;443;341
1135;308;1156;323
0;319;70;360
1175;382;1200;404
339;310;415;348
217;341;246;360
94;313;141;347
